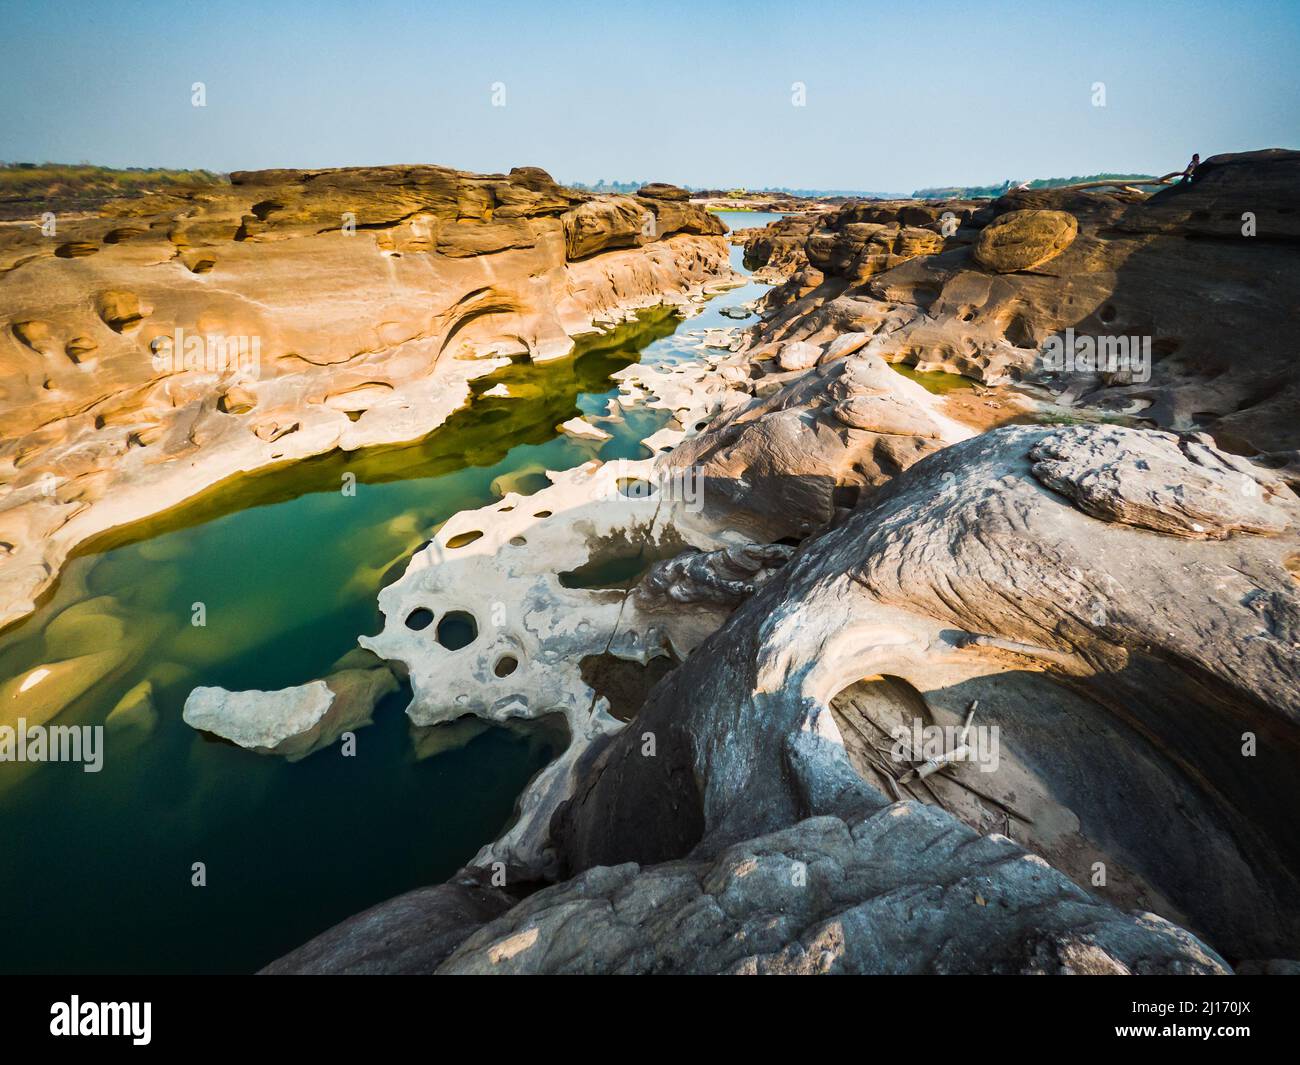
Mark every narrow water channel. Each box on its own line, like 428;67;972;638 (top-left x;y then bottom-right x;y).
0;214;778;973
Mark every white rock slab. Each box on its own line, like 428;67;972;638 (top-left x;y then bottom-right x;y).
183;681;334;755
557;417;612;441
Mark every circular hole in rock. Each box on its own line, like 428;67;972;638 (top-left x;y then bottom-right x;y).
494;655;519;677
509;536;527;546
446;530;483;549
1099;304;1118;324
436;611;478;650
405;607;434;631
617;477;655;498
534;510;552;518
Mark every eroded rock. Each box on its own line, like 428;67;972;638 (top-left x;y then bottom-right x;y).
182;658;397;761
555;424;1300;961
1030;424;1291;538
973;209;1078;272
0;164;737;631
635;543;794;608
440;806;1229;975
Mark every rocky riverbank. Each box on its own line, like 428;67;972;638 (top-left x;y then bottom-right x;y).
265;149;1300;974
0;167;735;631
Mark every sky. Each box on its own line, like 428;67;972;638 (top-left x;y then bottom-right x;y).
1;0;1296;193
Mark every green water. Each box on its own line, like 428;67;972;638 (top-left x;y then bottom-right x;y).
888;362;977;395
0;253;768;973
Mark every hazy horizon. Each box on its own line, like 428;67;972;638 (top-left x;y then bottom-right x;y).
1;0;1296;193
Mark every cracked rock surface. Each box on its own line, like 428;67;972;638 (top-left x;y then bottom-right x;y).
555;423;1300;963
439;805;1229;975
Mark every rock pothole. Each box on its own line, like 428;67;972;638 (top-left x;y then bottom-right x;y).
436;611;477;650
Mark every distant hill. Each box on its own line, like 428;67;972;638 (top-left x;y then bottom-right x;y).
912;173;1160;199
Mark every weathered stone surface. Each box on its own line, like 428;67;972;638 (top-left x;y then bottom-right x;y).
357;452;750;878
182;658;397;761
0;164;736;631
555;424;1300;961
745;151;1300;479
268;153;1300;976
635;543;794;608
973;209;1079;272
636;182;691;202
739;199;978;283
776;339;821;370
1030;424;1290;538
562;196;646;258
183;681;336;756
658;350;973;540
739;211;824;279
438;806;1229;975
557;416;612;441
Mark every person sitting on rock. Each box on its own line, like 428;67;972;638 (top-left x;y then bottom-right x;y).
1180;153;1200;184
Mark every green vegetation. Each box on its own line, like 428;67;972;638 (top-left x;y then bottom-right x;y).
913;173;1160;200
0;162;225;218
568;178;649;194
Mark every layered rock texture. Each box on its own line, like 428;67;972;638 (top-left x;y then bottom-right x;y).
0;165;733;629
744;150;1300;486
442;807;1230;975
267;151;1300;975
272;419;1297;973
740;198;982;285
555;424;1300;965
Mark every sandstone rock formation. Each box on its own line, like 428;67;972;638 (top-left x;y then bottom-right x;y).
657;348;974;541
0;166;735;631
271;418;1298;974
634;542;794;609
742;150;1300;486
259;151;1300;975
739;197;981;283
738;211;824;280
355;451;752;878
973;208;1078;271
262;873;515;975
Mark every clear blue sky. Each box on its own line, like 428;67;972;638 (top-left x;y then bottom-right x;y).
1;0;1295;192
